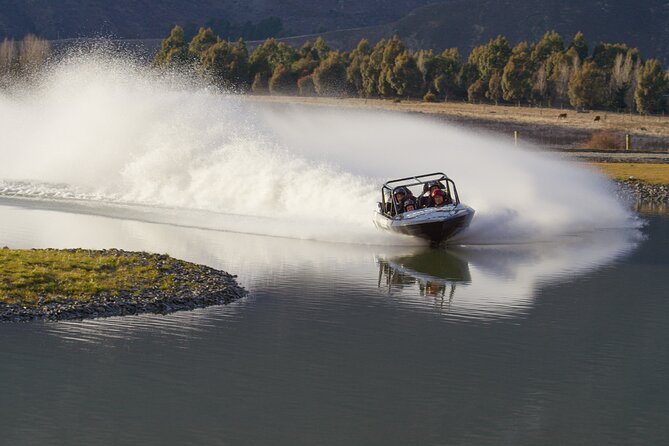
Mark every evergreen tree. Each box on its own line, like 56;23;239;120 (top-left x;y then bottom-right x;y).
268;64;297;95
568;60;607;109
467;78;486;103
251;72;268;93
154;25;189;68
567;32;588;61
313;52;348;96
457;63;479;99
360;39;385;97
468;35;512;80
431;49;462;101
487;71;503;104
199;39;249;90
291;53;319;79
593;43;638;71
388;51;423;97
347;39;371;95
379;36;406;96
188;27;219;62
531;31;564;64
313;37;330;61
635;59;669;113
502;43;533;103
297;74;316;96
249;39;297;80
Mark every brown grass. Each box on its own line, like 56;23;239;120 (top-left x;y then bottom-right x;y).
590;163;669;184
247;95;669;137
582;131;624;150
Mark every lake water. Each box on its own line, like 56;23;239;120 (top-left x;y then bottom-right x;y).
0;198;667;445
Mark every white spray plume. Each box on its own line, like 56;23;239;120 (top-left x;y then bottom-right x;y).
0;51;639;244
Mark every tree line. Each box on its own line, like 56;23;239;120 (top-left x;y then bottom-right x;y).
155;26;669;114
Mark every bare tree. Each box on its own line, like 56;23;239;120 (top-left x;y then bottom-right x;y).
19;34;50;76
532;63;548;104
0;38;17;78
609;52;635;110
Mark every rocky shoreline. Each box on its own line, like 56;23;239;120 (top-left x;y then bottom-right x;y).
0;249;247;322
617;180;669;205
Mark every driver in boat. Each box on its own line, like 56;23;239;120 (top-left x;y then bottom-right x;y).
388;187;413;216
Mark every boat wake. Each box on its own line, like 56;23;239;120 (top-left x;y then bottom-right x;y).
0;50;641;245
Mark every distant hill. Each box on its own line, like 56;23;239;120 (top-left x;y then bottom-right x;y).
1;0;668;62
0;0;431;39
284;0;669;63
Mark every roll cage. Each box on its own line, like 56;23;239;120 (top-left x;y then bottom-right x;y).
379;172;461;217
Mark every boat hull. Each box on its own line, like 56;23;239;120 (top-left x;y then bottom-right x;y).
374;205;474;244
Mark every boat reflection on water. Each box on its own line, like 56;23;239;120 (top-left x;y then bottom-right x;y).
377;249;471;301
374;227;642;320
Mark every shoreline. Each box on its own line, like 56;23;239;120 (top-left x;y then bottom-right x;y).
0;249;247;322
617;180;669;206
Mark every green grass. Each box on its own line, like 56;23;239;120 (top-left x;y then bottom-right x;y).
0;249;182;307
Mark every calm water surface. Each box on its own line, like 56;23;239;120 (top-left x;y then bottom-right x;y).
0;199;667;445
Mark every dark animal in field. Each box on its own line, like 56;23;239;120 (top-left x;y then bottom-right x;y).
594;115;601;121
557;113;567;119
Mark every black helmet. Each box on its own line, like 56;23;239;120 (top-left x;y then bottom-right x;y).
393;187;408;197
423;181;441;193
403;199;416;209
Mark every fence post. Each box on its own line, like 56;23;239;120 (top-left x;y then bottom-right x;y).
625;134;631;151
514;130;518;146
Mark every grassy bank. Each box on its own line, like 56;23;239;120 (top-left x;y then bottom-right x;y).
0;248;183;307
590;163;669;185
1;248;246;321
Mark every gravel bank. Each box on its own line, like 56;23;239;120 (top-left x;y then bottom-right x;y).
0;249;247;322
617;180;669;205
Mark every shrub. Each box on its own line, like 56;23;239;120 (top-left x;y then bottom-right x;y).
582;131;622;150
423;91;437;102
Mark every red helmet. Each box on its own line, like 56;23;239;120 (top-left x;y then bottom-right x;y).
431;189;444;198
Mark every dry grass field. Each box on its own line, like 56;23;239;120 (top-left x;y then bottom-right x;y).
251;95;669;138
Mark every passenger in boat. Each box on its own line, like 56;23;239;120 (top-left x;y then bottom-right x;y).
386;187;404;216
402;199;417;213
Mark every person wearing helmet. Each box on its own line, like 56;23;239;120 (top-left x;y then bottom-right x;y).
431;188;450;207
419;181;452;208
403;198;417;213
388;187;414;216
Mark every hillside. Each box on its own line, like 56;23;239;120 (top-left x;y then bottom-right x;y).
1;1;668;62
0;0;430;39
285;0;669;62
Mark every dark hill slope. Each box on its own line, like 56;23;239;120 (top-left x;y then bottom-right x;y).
0;0;431;39
279;0;669;62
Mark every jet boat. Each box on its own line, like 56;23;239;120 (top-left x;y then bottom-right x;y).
373;173;474;244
